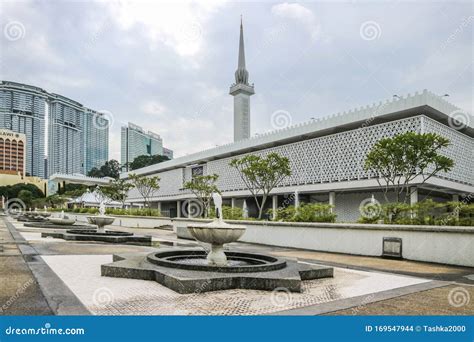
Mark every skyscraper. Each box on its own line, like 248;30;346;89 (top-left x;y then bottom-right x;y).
121;122;173;171
229;19;254;142
83;108;109;173
48;93;84;176
0;81;46;177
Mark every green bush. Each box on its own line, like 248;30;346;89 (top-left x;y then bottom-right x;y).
209;205;244;220
269;203;336;223
105;207;161;217
357;200;474;226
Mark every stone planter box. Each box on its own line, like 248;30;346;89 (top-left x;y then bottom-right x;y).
173;218;474;267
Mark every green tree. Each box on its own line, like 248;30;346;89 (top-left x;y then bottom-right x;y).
230;153;291;219
87;160;121;179
45;194;68;208
184;174;219;218
101;179;134;208
129;154;170;171
128;173;160;212
18;190;34;208
365;132;454;204
0;184;44;199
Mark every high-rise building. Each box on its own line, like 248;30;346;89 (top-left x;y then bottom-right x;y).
48;93;84;176
83;108;109;173
0;129;26;176
0;81;110;179
163;147;174;160
0;81;47;177
121;122;173;171
230;19;254;142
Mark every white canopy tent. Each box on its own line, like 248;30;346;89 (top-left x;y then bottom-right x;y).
68;189;122;208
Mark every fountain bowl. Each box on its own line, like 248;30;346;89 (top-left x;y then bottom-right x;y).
48;217;75;226
187;219;246;245
187;219;246;266
87;216;115;227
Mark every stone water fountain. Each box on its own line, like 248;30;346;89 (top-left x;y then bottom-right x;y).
187;192;246;266
41;201;152;245
48;210;76;226
86;202;115;233
101;193;334;293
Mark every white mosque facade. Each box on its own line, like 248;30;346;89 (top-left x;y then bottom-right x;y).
122;23;474;222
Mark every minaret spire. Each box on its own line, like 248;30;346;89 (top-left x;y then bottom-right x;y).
235;16;249;85
230;17;255;142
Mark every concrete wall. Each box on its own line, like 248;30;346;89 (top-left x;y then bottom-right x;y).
66;213;172;229
173;218;474;267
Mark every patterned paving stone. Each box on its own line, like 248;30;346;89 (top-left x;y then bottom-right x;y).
41;254;430;315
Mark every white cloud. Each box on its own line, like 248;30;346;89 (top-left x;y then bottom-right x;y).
109;0;225;56
271;3;320;41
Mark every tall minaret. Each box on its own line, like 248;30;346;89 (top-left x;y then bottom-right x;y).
230;18;254;142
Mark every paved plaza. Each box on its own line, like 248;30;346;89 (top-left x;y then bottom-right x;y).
1;217;473;316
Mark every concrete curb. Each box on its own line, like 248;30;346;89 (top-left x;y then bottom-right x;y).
4;218;91;315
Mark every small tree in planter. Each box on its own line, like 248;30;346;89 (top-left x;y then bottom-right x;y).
128;173;160;214
365;132;453;203
101;179;134;209
364;132;453;222
230;153;291;219
183;174;219;218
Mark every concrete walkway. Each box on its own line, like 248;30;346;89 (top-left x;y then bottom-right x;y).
3;217;474;315
0;218;53;315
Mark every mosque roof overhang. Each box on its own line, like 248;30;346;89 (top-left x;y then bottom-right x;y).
121;89;473;178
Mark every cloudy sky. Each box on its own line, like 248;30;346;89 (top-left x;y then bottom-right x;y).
1;0;472;161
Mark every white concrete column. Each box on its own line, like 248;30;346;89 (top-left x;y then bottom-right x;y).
329;191;336;213
177;201;181;218
272;195;278;220
231;198;236;208
157;202;162;213
294;190;299;208
410;187;418;205
452;194;460;202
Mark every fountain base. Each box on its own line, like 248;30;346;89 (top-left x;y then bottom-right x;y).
24;222;94;229
101;248;334;293
41;230;152;246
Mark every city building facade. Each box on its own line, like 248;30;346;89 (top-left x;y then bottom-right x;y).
0;81;109;179
163;147;174;160
0;81;46;177
83;108;109;173
0;129;26;176
48;93;84;176
121;122;173;171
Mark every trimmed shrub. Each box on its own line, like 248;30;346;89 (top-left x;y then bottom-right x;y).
269;203;336;223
